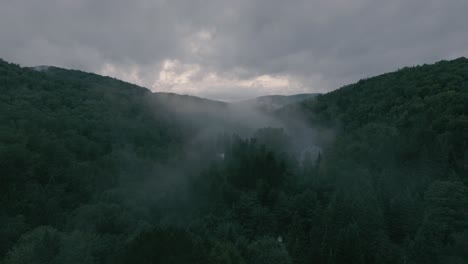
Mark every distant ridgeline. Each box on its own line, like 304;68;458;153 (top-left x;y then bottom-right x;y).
282;57;468;180
0;57;467;264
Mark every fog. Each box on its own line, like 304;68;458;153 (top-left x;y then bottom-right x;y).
3;57;467;263
112;91;335;227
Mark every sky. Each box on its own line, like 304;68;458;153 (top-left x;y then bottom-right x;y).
1;0;467;101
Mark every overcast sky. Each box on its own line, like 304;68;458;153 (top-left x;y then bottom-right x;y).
1;0;467;101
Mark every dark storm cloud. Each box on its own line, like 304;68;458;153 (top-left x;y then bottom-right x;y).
1;0;467;99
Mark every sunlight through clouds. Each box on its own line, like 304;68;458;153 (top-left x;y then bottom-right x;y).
101;59;310;101
2;0;467;99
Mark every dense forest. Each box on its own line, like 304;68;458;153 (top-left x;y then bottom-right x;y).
0;58;467;263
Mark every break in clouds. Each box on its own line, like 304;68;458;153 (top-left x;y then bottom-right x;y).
1;0;467;100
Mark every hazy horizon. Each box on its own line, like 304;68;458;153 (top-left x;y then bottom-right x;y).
1;0;467;100
12;56;464;102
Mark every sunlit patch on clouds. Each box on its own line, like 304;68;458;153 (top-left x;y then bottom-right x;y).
99;25;313;101
101;60;313;101
2;0;467;100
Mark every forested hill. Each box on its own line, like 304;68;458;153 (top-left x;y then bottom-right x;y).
277;57;468;263
0;59;226;262
0;59;187;164
280;57;468;181
284;57;468;130
236;93;318;112
1;57;468;264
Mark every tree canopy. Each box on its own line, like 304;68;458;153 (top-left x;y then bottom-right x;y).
1;58;467;263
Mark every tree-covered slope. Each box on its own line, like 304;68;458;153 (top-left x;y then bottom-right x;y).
0;59;225;262
236;93;318;112
282;57;468;180
1;57;467;264
276;58;468;263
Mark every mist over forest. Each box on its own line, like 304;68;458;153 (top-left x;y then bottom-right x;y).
1;57;468;264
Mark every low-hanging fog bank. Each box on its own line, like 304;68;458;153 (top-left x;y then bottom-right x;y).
131;91;334;226
4;58;466;263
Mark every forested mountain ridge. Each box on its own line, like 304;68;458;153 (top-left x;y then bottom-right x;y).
280;57;468;179
1;58;467;264
236;93;318;112
0;59;225;263
284;57;468;130
276;58;468;263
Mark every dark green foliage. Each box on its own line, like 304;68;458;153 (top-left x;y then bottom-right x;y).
121;227;207;264
0;60;186;262
1;58;468;263
247;237;292;264
208;241;245;264
278;57;468;263
2;226;99;264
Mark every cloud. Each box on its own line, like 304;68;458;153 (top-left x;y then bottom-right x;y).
101;59;313;101
1;0;467;100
